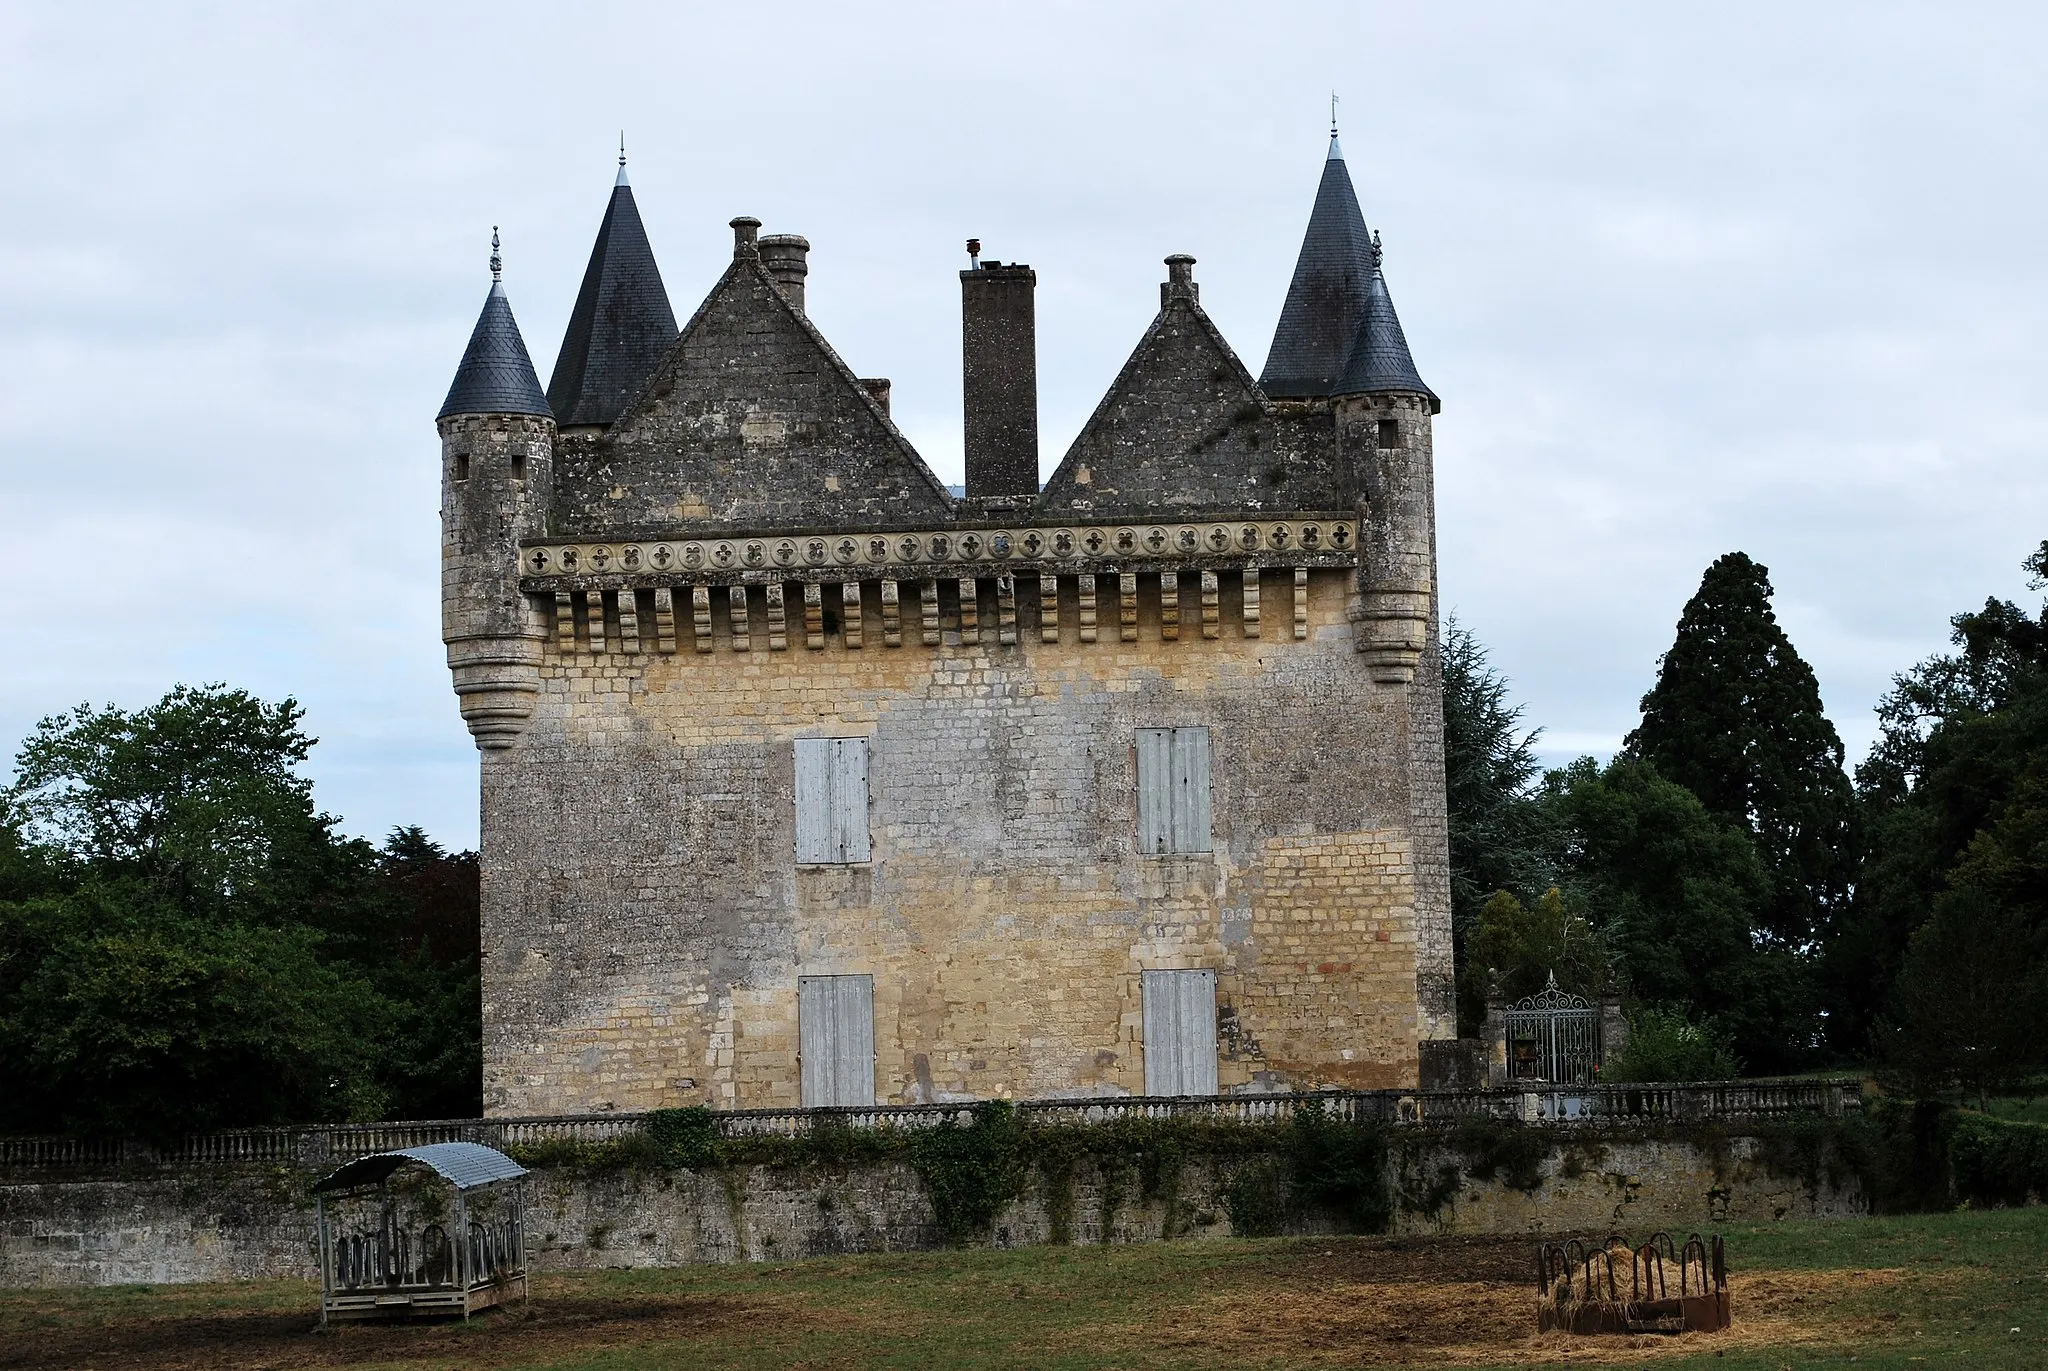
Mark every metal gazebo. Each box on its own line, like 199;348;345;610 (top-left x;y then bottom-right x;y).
310;1141;528;1323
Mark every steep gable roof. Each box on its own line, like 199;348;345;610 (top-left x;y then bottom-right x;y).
1258;136;1377;399
438;235;551;420
546;163;678;427
552;225;952;534
1041;258;1350;516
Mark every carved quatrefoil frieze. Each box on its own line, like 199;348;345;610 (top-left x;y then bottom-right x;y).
522;516;1359;585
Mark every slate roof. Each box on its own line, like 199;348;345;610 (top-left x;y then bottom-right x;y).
1258;136;1378;398
1336;245;1439;410
546;168;679;427
312;1142;528;1194
438;276;552;420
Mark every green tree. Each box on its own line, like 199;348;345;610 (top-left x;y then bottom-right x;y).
1839;541;2048;1073
1461;887;1612;1008
1625;552;1856;951
0;685;481;1135
1441;618;1558;1031
1543;757;1805;1073
1603;1005;1741;1083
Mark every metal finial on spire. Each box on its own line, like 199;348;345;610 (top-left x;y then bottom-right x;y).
1330;90;1339;138
490;226;502;281
619;131;626;168
1369;228;1383;272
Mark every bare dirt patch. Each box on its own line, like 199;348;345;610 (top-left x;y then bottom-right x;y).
1101;1242;1912;1367
0;1290;806;1371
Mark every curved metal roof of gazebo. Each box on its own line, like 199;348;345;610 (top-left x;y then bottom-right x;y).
312;1141;527;1194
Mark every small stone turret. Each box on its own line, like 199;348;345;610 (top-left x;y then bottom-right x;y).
1337;232;1439;686
439;230;555;749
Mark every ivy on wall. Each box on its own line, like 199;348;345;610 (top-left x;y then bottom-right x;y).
503;1098;2048;1247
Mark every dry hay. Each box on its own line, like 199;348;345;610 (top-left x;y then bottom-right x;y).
1097;1256;1914;1366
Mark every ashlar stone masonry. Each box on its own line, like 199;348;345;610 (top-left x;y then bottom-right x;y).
439;135;1453;1115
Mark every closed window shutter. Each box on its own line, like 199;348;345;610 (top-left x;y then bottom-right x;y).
1142;970;1182;1095
1171;728;1212;854
1136;729;1174;855
800;974;875;1107
794;738;834;863
831;738;870;863
1177;969;1218;1095
1142;969;1218;1096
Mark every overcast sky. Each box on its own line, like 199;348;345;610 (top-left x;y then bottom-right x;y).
2;2;2043;849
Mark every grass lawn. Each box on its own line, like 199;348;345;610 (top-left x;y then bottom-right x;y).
2;1206;2043;1369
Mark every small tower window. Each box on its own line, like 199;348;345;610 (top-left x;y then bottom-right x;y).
1376;418;1401;449
453;452;470;481
511;450;526;482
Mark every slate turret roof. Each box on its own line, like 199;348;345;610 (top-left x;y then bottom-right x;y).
438;231;552;420
546;158;679;427
1258;134;1378;398
1335;233;1438;411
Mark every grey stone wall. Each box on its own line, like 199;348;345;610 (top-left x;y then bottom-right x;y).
0;1132;1865;1288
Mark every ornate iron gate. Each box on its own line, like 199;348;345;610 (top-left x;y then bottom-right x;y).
1503;973;1602;1083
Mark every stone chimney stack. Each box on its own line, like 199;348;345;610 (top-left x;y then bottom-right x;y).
959;249;1039;499
760;234;810;313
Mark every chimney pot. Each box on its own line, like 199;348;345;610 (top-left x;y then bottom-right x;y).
859;377;892;416
759;233;811;313
730;216;761;258
1161;253;1199;307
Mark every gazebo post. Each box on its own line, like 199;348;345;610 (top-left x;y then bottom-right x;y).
455;1188;471;1319
315;1194;330;1328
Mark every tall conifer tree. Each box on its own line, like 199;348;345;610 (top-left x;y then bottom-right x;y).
1625;552;1855;950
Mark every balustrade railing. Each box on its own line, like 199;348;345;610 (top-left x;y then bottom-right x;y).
0;1078;1862;1171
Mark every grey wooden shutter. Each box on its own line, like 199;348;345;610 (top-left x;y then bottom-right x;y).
1142;969;1218;1096
794;738;834;863
1171;728;1212;854
830;738;870;863
799;974;875;1107
1136;729;1174;855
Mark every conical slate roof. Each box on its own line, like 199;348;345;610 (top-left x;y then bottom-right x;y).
1336;240;1438;410
1259;135;1378;398
438;238;551;420
546;163;678;427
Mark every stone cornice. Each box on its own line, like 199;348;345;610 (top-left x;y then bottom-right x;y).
518;515;1357;590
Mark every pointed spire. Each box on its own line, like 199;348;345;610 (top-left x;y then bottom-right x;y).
1259;131;1377;397
546;155;679;427
438;228;551;420
1334;229;1437;410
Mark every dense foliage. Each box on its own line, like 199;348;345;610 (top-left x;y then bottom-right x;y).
1624;552;1857;951
1841;542;2048;1098
0;685;479;1136
1441;619;1557;1032
1448;541;2048;1090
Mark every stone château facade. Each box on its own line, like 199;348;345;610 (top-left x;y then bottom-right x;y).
438;136;1454;1115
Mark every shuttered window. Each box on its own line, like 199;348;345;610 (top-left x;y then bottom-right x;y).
794;737;870;864
799;974;875;1107
1135;727;1212;855
1142;969;1219;1097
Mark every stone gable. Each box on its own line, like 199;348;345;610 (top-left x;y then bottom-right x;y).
551;257;952;537
1040;271;1350;518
